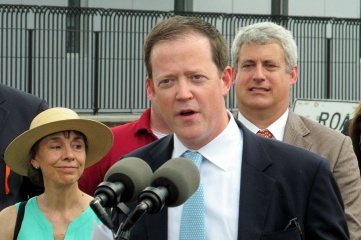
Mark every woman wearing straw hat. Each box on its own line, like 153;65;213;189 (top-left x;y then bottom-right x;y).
0;107;114;240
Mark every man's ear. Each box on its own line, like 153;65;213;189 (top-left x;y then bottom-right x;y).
146;77;155;101
231;67;236;85
221;66;233;96
290;65;298;86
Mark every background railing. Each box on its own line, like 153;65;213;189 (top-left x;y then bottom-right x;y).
1;5;360;114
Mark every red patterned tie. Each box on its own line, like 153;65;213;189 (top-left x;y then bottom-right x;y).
256;129;273;138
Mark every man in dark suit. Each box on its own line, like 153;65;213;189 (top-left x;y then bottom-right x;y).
115;16;348;239
0;83;48;210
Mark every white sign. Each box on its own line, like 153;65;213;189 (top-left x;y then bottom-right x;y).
292;99;359;132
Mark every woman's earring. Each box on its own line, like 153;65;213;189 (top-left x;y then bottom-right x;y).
33;165;39;169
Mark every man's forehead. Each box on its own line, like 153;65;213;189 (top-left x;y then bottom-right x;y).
239;43;285;59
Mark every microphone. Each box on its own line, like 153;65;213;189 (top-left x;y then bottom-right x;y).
118;157;200;232
90;157;153;229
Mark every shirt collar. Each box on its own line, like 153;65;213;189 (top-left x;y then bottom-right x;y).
237;109;289;140
134;108;153;134
173;110;242;171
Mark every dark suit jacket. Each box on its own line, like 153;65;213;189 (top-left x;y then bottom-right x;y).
116;119;349;240
283;111;361;239
0;84;48;210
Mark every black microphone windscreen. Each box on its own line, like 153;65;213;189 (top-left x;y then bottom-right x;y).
104;157;153;203
151;157;200;207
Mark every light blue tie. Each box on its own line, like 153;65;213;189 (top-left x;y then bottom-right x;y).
179;151;206;240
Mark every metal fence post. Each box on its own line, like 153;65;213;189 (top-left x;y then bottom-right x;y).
93;30;100;115
27;11;35;94
326;22;332;99
27;29;33;94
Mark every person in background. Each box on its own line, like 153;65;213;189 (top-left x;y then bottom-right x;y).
115;16;348;239
78;87;172;196
342;103;361;173
0;83;48;211
232;21;361;239
0;107;114;240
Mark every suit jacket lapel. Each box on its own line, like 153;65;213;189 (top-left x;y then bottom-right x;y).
283;111;312;151
148;134;174;170
236;121;276;239
144;135;174;240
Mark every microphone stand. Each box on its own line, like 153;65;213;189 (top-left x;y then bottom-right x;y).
90;197;132;239
114;187;167;240
90;180;130;233
114;201;149;240
90;198;114;230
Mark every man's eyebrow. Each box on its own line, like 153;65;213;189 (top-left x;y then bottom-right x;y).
239;59;254;63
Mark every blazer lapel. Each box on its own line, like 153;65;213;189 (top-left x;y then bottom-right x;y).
236;121;276;239
283;111;312;151
144;135;174;240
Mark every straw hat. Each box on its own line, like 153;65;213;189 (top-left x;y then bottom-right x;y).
5;107;114;176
